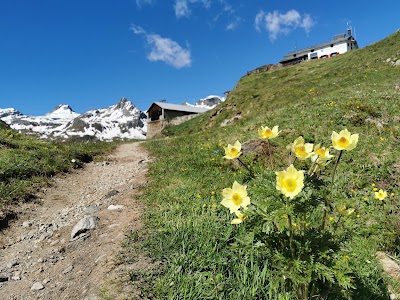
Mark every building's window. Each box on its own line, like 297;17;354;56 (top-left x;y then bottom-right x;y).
310;52;318;59
293;54;297;57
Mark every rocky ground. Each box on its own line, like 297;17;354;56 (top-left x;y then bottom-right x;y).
0;142;151;300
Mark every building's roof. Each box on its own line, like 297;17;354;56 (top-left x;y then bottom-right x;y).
150;102;209;114
280;34;357;63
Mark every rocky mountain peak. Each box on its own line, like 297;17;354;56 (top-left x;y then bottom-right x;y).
46;104;79;119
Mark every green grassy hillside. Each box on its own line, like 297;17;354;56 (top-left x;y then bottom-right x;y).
0;128;117;215
125;31;400;299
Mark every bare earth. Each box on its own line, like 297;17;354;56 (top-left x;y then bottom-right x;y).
0;142;150;300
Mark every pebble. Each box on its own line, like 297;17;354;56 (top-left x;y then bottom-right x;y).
107;205;124;210
63;265;74;274
31;282;45;291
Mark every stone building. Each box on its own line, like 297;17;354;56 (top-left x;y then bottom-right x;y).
146;102;208;138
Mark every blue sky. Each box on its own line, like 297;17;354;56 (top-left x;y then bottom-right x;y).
1;0;399;115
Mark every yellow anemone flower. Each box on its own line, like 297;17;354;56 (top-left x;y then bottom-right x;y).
221;181;251;213
375;189;387;201
258;125;280;140
311;144;334;165
291;136;314;160
223;141;242;159
331;129;359;151
276;164;305;199
231;210;246;225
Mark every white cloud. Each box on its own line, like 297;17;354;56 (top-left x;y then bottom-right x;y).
131;25;192;69
226;16;241;31
136;0;153;7
255;9;315;41
175;0;190;18
174;0;212;18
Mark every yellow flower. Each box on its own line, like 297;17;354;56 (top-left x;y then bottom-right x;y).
331;129;359;151
337;206;355;216
223;141;242;160
371;183;376;187
231;210;246;225
258;125;280;140
291;136;314;160
311;144;334;165
375;189;387;201
221;181;251;213
276;164;305;199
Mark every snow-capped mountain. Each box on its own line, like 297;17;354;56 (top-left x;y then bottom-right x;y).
0;104;80;137
53;98;147;141
0;98;147;141
182;95;225;109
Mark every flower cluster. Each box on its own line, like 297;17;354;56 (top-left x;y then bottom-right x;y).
221;127;359;224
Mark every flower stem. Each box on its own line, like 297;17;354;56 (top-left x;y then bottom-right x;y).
331;150;343;194
267;140;274;169
288;214;295;259
322;150;343;230
237;157;255;178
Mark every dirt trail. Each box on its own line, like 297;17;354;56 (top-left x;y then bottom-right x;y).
0;142;150;300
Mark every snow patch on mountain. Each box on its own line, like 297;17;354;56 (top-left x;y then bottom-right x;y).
183;95;225;109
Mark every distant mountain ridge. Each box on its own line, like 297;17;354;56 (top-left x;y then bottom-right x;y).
0;98;147;141
0;95;223;141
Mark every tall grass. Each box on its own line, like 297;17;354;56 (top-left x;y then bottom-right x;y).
0;128;117;210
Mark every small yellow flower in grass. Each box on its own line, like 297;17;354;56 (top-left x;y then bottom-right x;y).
373;187;378;191
291;136;313;160
375;189;387;201
196;194;202;199
223;141;242;159
276;164;305;199
337;206;355;216
331;129;359;151
221;181;251;213
371;183;376;187
231;210;246;225
258;125;280;140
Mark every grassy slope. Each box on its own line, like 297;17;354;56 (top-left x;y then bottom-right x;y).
127;31;400;299
0;128;117;213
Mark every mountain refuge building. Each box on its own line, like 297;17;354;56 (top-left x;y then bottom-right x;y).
147;102;208;138
279;28;359;66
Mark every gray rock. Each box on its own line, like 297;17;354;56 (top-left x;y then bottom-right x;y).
22;220;33;228
62;265;74;274
31;282;45;291
101;190;119;200
7;260;19;269
394;59;400;66
0;273;9;282
70;216;98;239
